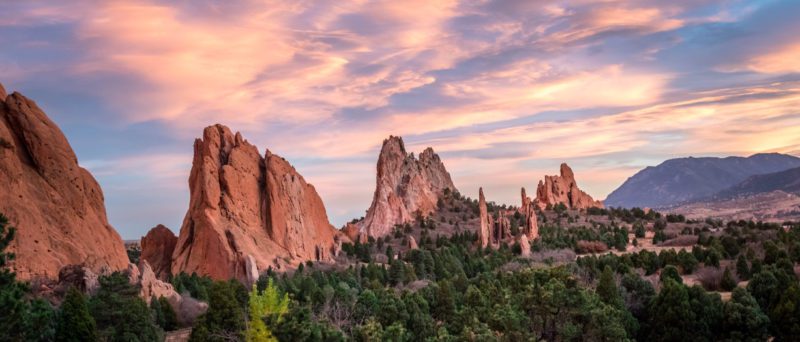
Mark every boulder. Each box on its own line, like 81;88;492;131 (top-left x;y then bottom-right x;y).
359;136;455;237
171;124;339;281
57;264;99;294
140;224;177;280
0;83;129;280
535;163;603;210
129;261;207;324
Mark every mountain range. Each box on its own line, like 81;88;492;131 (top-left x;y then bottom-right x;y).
605;153;800;208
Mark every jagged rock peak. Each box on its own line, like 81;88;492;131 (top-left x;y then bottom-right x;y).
0;86;129;280
535;163;603;210
140;225;177;281
172;124;339;281
0;82;7;100
359;136;456;237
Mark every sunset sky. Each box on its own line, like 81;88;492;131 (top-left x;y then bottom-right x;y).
2;0;799;239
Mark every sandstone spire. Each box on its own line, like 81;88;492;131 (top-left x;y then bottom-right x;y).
535;163;603;210
478;187;490;248
359;136;455;237
520;187;539;240
171;124;339;281
140;224;177;281
0;83;129;280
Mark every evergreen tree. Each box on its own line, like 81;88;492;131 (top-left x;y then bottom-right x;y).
56;287;98;342
191;281;246;341
735;255;750;280
647;279;694;341
659;265;682;285
596;266;623;308
0;213;28;339
720;267;737;291
89;272;160;341
722;288;770;341
771;284;800;340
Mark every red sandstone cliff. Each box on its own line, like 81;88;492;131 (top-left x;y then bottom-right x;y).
0;83;129;280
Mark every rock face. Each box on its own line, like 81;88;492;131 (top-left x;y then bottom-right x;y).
171;124;339;281
359;136;455;237
407;236;419;250
0;84;129;280
520;188;539;240
140;225;177;281
535;163;603;210
478;188;491;248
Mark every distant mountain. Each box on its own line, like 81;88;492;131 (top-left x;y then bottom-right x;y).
605;153;800;208
715;166;800;199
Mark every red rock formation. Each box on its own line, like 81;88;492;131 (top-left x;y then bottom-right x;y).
342;223;360;243
140;225;177;280
478;188;490;248
535;163;603;210
518;235;531;257
0;84;129;280
171;124;339;281
359;136;455;237
493;209;511;243
129;260;207;323
407;236;419;250
520;188;539;240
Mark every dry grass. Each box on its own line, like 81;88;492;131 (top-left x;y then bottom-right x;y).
576;240;609;254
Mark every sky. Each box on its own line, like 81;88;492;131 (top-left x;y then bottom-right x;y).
1;0;799;239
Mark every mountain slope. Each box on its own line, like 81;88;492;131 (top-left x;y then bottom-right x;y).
715;166;800;198
605;153;800;208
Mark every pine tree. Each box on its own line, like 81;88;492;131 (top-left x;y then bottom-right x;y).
56;287;98;341
596;266;623;308
735;255;750;280
720;267;737;291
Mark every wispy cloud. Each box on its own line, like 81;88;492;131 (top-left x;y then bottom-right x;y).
1;0;798;238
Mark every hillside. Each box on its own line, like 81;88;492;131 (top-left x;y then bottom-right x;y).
605;153;800;208
715;166;800;198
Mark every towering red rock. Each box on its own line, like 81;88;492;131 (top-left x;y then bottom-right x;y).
520;188;539;240
535;163;603;210
171;124;339;281
359;136;455;237
478;187;490;248
140;225;177;280
0;83;129;280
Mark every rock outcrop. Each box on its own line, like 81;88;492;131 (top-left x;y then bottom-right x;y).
520;188;539;240
171;124;339;281
140;225;177;281
535;163;603;210
478;188;491;248
128;260;207;324
518;235;531;257
57;265;100;294
407;236;419;250
0;83;129;280
359;136;455;237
